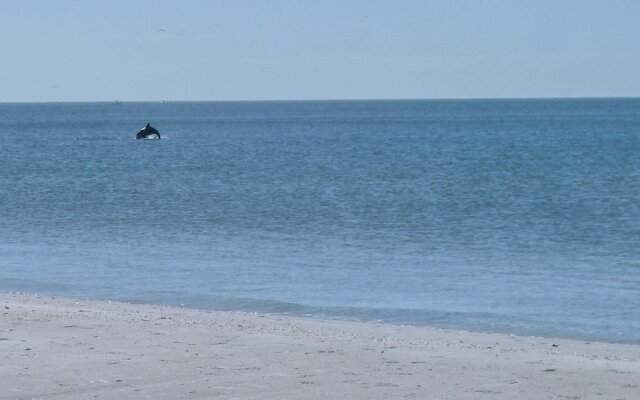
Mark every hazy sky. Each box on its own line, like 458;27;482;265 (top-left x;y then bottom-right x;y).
2;0;639;101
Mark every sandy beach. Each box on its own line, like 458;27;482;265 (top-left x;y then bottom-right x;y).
1;292;638;400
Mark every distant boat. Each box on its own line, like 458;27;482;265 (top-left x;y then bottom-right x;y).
112;100;122;105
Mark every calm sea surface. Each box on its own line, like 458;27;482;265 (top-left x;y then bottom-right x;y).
1;99;639;343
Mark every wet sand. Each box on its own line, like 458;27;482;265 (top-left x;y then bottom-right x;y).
1;292;638;399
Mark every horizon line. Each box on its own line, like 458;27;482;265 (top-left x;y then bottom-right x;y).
1;95;639;104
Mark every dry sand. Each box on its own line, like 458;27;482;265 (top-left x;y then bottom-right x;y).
1;292;638;399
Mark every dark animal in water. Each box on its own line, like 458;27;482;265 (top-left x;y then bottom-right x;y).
136;123;161;139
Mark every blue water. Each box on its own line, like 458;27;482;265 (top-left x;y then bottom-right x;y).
1;99;639;343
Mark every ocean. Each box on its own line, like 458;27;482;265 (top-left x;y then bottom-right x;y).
1;99;639;343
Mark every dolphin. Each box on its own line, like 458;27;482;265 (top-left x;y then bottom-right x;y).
136;123;161;139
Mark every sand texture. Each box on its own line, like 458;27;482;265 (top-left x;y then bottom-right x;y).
1;292;638;399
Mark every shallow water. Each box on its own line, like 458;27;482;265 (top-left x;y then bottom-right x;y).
1;99;639;342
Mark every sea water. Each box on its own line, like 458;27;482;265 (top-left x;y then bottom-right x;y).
1;99;639;343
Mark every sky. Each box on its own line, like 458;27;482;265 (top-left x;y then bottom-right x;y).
1;0;639;102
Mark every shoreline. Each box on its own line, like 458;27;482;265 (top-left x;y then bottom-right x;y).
1;292;639;399
2;288;635;346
